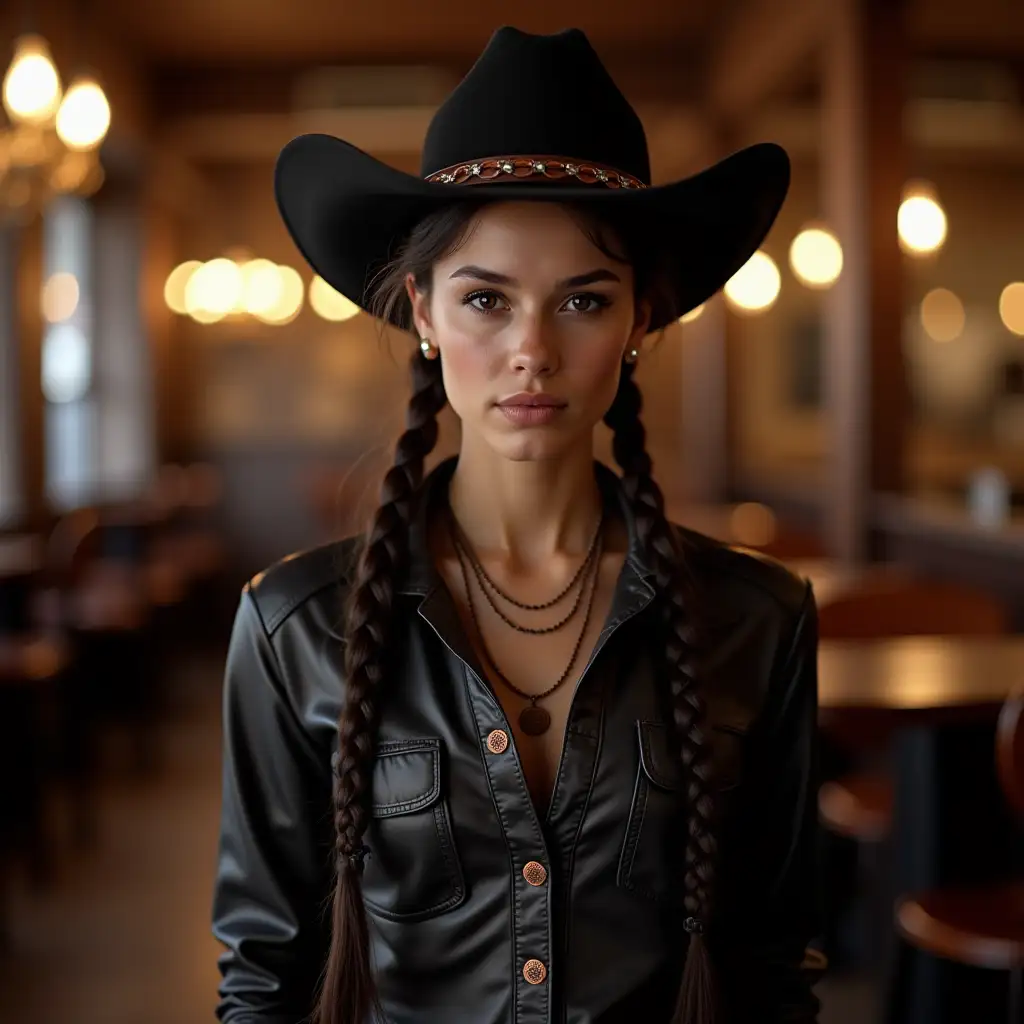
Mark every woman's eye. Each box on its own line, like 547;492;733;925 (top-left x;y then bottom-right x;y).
465;290;508;313
564;293;609;314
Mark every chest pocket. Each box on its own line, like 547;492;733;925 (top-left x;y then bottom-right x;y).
339;737;467;922
617;719;746;905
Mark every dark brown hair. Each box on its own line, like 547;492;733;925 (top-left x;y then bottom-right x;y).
314;199;718;1024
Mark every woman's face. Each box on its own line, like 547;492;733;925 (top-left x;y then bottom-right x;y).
407;201;651;462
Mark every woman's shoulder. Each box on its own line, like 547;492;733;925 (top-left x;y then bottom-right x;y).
671;522;814;626
245;535;362;639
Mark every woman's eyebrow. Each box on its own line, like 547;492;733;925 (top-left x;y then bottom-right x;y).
448;266;622;288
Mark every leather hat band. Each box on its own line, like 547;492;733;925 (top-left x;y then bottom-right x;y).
424;155;648;190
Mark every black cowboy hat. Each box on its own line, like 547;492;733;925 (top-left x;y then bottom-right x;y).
275;26;790;333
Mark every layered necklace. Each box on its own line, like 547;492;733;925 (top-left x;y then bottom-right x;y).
444;502;605;736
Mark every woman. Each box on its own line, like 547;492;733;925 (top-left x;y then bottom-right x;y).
212;25;824;1024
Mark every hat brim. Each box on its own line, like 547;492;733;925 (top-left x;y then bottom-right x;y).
274;134;790;333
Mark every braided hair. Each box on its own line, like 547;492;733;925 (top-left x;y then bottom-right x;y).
313;201;718;1024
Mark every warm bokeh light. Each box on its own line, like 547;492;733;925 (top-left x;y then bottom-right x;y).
242;259;285;318
188;305;226;325
164;261;201;316
309;275;361;322
729;503;777;547
678;303;705;325
55;77;111;151
789;225;843;288
920;288;965;342
2;35;61;124
724;251;781;313
255;265;304;324
185;258;243;320
41;271;80;323
899;182;947;256
49;150;94;194
999;282;1024;337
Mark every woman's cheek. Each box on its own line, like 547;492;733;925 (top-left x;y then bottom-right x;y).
439;334;495;418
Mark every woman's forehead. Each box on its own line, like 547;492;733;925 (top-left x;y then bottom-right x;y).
437;201;625;275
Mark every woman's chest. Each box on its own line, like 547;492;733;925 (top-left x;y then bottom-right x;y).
433;543;626;817
346;596;766;927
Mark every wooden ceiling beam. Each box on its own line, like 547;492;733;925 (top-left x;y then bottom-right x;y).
148;50;703;124
704;0;823;122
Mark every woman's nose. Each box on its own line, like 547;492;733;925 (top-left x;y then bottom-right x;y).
509;313;558;374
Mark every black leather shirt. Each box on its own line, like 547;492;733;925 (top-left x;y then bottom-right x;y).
212;456;825;1023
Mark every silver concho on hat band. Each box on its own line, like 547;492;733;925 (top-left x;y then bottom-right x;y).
424;155;648;190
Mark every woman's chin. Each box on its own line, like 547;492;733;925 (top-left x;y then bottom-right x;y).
484;426;585;463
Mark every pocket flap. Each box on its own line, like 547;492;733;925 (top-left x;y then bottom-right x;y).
637;721;681;791
370;738;441;817
637;720;747;793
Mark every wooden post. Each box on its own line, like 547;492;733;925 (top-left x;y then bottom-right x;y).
0;228;24;526
822;0;910;563
679;292;730;504
15;218;45;528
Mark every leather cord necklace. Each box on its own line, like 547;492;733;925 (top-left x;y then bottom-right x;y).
445;507;604;736
446;504;604;634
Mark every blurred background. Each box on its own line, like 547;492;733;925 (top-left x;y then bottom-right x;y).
1;0;1023;1022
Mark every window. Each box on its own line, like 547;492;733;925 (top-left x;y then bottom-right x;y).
42;195;96;510
41;188;156;510
92;190;155;501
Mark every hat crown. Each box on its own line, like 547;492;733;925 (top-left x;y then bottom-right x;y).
420;27;651;185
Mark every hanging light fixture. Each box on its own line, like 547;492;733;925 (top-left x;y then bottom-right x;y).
999;283;1024;337
167;256;308;326
898;180;947;257
1;31;110;224
789;223;843;289
309;275;361;322
724;251;781;314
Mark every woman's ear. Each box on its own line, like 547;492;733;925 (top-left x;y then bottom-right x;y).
629;297;653;347
405;273;434;339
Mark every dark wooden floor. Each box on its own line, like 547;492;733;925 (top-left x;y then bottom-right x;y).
0;655;876;1023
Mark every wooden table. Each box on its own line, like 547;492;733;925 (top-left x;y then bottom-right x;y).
819;636;1024;716
788;557;921;609
817;636;1024;1024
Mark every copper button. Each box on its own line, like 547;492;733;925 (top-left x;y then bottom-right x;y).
486;729;509;754
522;861;547;886
523;959;547;985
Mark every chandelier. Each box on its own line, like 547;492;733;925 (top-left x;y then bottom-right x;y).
1;33;110;225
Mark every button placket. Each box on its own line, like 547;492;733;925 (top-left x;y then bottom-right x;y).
463;668;552;1023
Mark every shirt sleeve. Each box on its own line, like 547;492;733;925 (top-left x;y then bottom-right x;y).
711;581;827;1022
212;586;335;1024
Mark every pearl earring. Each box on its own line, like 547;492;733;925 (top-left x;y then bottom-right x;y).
420;337;438;359
624;347;639;364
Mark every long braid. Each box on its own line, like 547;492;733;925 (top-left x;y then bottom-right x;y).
604;361;719;1024
314;347;447;1024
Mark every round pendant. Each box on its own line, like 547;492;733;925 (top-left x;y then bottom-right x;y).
519;705;551;736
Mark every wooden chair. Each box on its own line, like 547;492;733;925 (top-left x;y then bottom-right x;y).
40;509;154;844
818;578;1010;841
892;687;1024;1023
816;575;1011;973
817;578;1010;642
0;552;72;919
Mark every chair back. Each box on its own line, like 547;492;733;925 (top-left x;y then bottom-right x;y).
818;578;1009;639
46;509;102;588
996;685;1024;822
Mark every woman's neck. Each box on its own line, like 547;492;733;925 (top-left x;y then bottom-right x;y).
445;449;606;572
